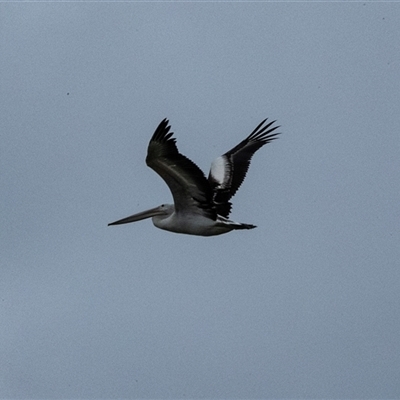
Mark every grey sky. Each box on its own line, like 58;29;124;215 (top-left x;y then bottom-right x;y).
1;3;399;398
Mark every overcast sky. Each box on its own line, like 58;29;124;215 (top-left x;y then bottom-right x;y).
1;2;399;398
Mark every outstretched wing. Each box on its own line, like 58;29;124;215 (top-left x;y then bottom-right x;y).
146;119;216;219
208;118;280;217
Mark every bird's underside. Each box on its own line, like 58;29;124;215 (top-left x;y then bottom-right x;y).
108;117;280;236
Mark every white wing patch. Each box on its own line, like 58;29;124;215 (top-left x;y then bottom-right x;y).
209;156;232;188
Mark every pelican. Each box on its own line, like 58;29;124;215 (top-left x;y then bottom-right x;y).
109;118;280;236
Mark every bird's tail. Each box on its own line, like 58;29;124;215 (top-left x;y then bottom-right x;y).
231;222;257;230
217;215;257;231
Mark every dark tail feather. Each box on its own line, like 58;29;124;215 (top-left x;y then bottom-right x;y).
232;223;257;230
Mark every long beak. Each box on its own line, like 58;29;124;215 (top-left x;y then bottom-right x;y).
108;206;166;226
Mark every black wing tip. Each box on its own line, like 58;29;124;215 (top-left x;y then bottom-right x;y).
248;118;281;143
150;118;175;143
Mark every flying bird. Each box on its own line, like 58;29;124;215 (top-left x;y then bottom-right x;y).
109;118;280;236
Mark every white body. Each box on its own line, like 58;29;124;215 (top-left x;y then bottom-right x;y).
152;204;254;236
